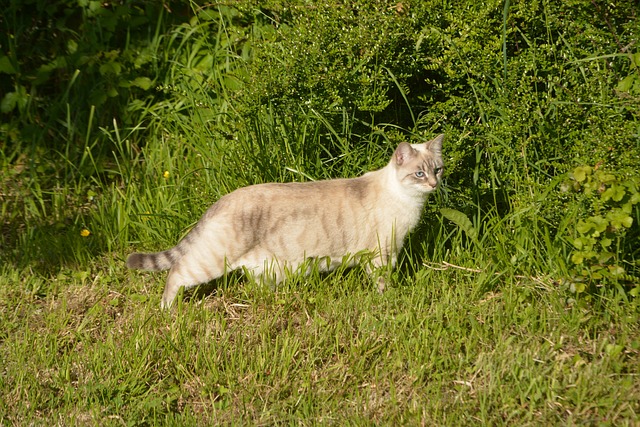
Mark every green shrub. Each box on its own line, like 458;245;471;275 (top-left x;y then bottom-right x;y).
564;166;640;293
0;0;189;152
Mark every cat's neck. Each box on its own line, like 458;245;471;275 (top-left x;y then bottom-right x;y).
377;161;430;207
354;163;429;234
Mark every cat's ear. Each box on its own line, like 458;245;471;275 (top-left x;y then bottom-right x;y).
394;142;415;166
425;134;444;156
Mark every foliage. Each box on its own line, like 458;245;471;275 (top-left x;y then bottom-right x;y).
1;0;168;133
0;0;190;268
1;0;638;293
565;165;640;292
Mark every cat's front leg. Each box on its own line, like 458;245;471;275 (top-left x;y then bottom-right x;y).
367;266;391;293
364;251;396;293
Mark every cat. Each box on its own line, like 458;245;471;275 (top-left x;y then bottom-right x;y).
127;134;444;308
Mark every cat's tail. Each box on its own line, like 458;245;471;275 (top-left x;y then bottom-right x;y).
126;246;183;271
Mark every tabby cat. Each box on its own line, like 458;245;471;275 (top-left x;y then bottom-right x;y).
127;134;444;308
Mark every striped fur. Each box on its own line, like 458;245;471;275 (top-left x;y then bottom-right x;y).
127;135;445;308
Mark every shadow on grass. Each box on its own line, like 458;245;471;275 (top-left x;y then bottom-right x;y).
1;216;105;274
0;156;110;276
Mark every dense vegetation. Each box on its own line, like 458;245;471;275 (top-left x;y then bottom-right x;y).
1;0;639;424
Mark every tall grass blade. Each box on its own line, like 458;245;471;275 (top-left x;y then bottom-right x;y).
440;208;479;244
502;0;510;81
384;66;415;128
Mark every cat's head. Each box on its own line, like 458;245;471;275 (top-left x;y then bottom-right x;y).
392;134;444;196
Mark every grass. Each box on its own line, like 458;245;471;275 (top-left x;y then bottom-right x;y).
1;1;639;425
1;250;639;425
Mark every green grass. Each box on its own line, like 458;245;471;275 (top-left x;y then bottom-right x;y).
1;1;639;425
1;251;638;425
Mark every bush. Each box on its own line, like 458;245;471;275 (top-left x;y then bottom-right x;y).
0;0;191;154
564;166;640;293
1;0;639;292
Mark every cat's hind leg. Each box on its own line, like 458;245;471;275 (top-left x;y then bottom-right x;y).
231;251;286;289
161;255;226;309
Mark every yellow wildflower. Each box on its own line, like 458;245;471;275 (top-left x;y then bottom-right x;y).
163;170;170;179
80;229;91;237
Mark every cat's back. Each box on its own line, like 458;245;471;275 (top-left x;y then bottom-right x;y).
229;174;374;204
201;175;377;233
194;174;381;244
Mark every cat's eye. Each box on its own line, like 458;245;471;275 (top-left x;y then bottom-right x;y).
415;171;425;178
434;167;443;174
